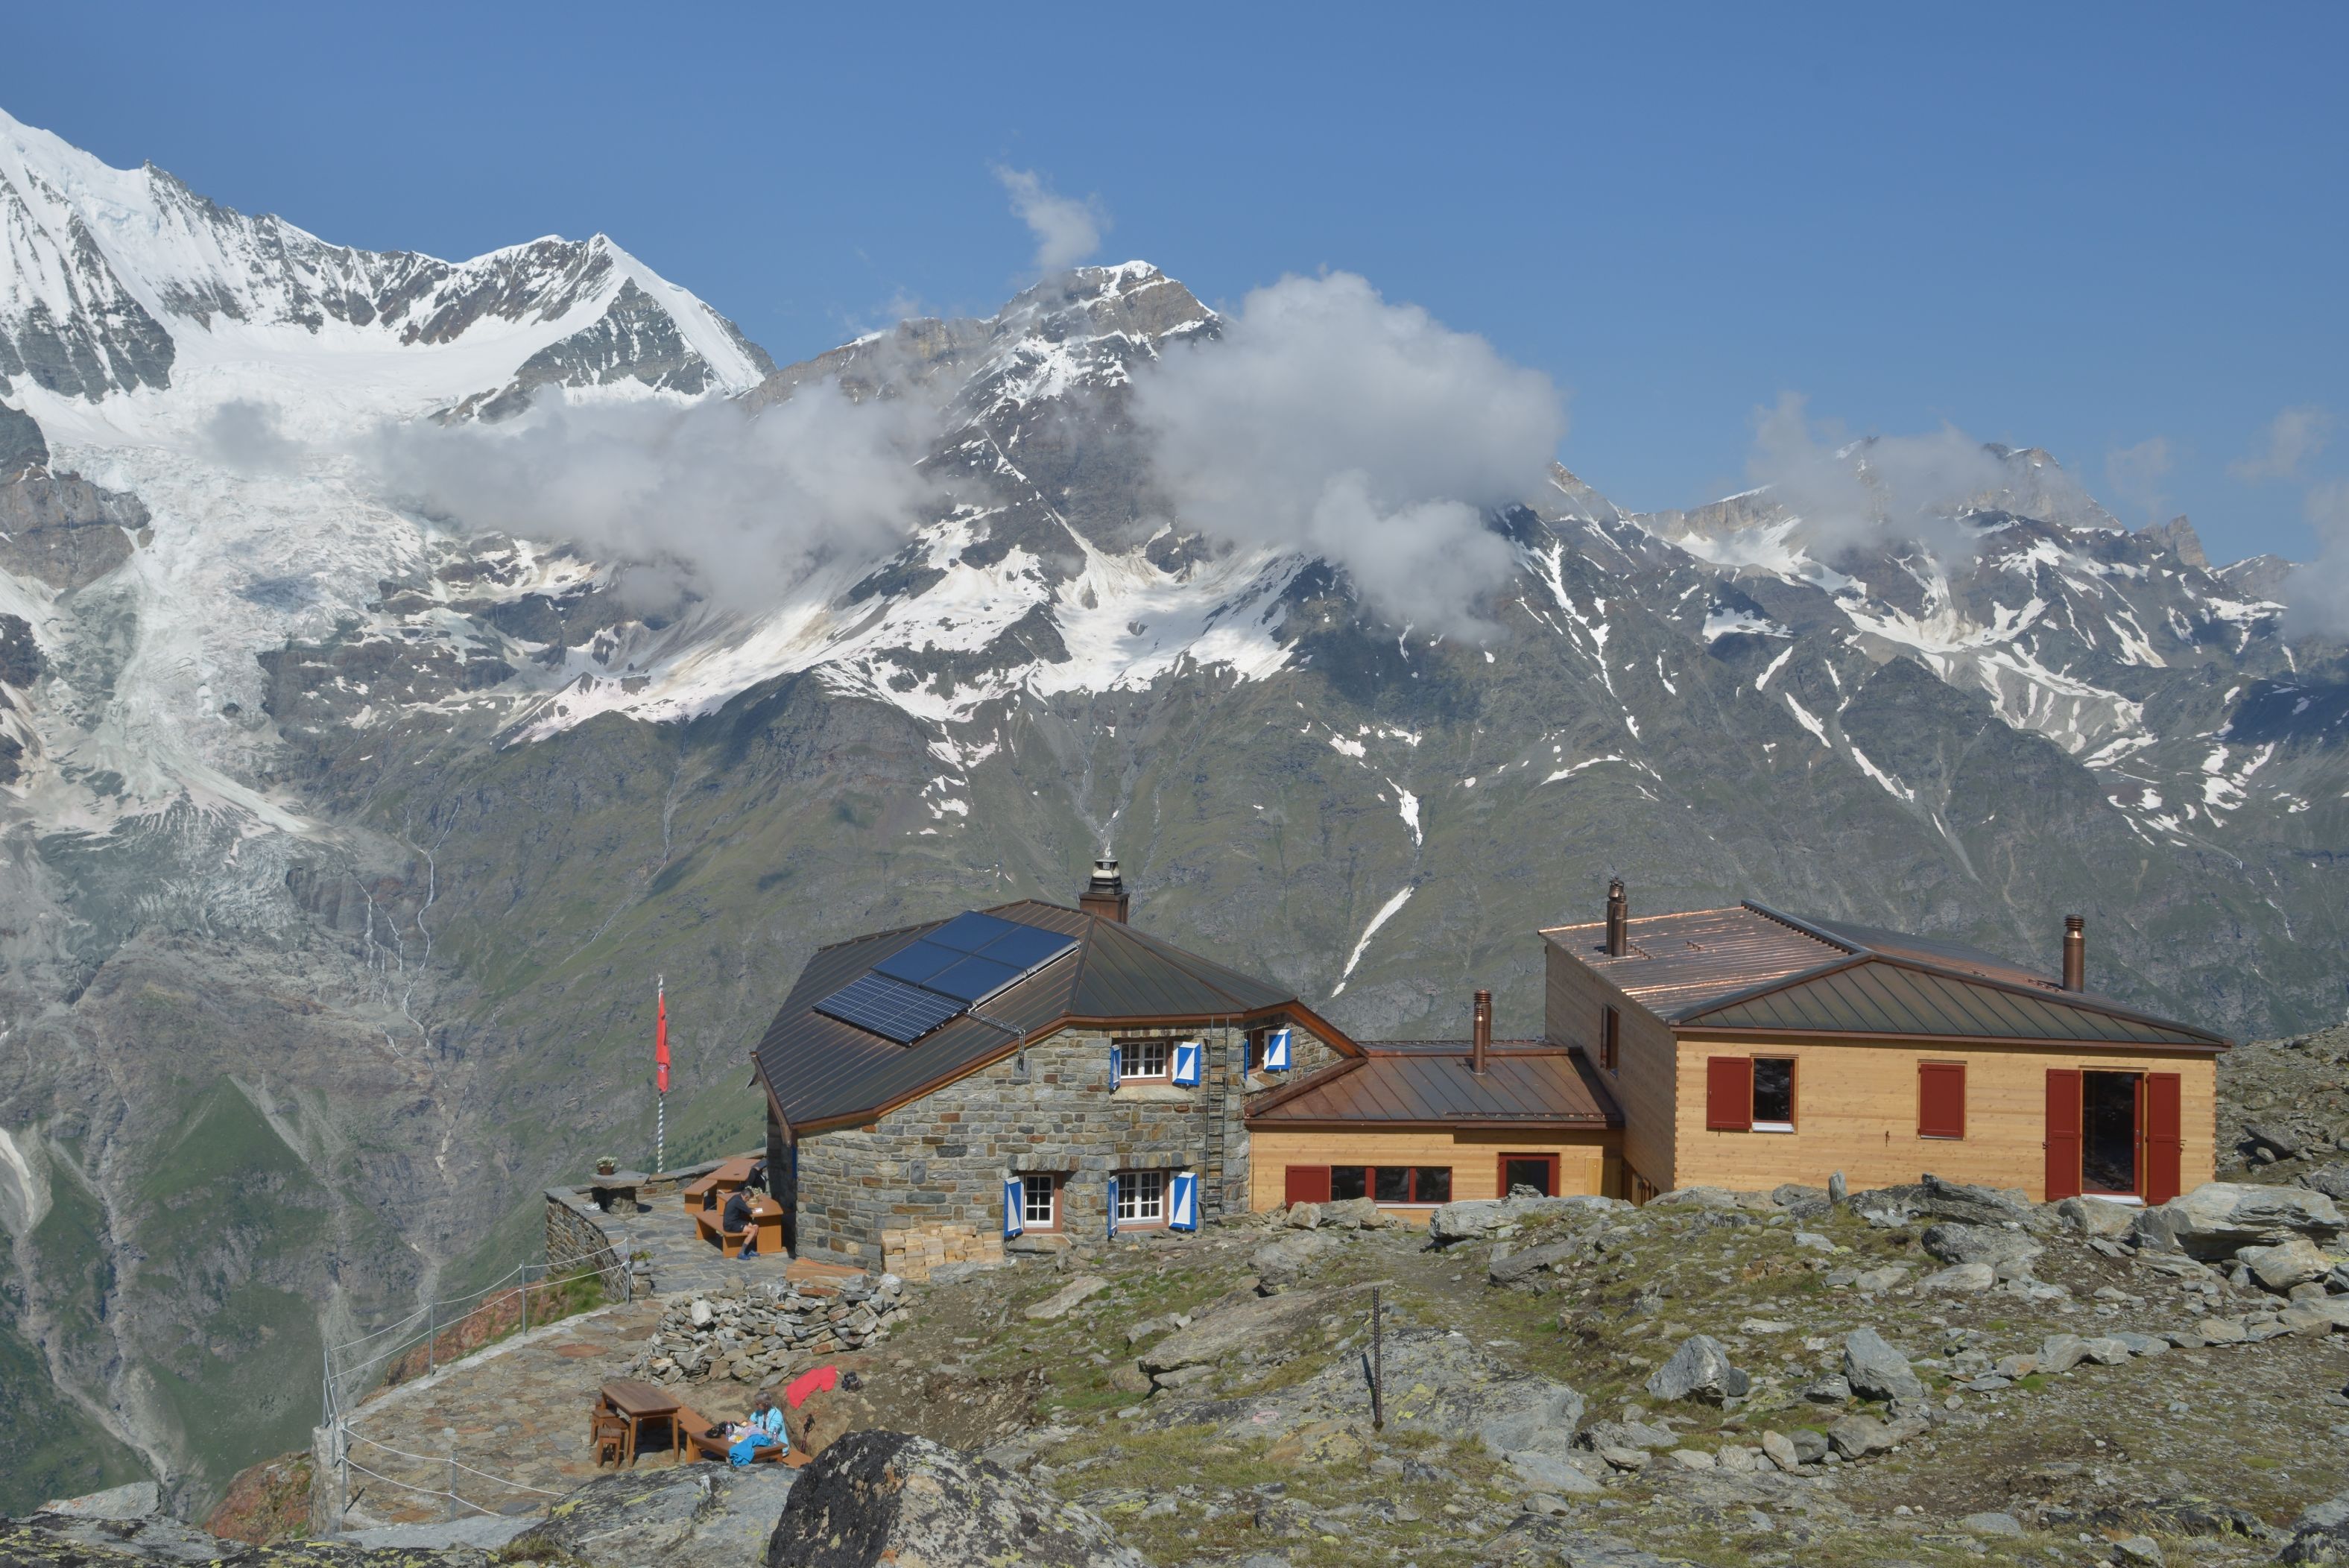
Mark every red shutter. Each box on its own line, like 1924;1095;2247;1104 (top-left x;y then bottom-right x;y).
1705;1057;1753;1132
1283;1166;1331;1205
1918;1062;1966;1139
2145;1072;2183;1204
2044;1069;2082;1201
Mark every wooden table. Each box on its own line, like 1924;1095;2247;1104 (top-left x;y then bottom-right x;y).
680;1156;758;1213
598;1377;686;1464
588;1169;648;1213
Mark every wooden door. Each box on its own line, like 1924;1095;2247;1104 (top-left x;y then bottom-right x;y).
2145;1072;2183;1204
2044;1069;2082;1201
1284;1166;1331;1205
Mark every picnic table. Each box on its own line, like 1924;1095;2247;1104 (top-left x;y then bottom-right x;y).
596;1378;686;1466
694;1194;784;1258
680;1155;759;1213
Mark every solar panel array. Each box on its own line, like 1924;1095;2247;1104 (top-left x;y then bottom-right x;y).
815;911;1080;1044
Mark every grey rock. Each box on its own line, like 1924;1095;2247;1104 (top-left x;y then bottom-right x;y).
10;1514;255;1567
341;1517;542;1550
2302;1165;2349;1204
1023;1274;1109;1320
1961;1511;2025;1537
1426;1194;1625;1245
2131;1182;2345;1258
1669;1447;1715;1470
1826;1413;1891;1458
513;1464;800;1568
2239;1236;2332;1291
2281;1297;2349;1335
1321;1197;1387;1230
1284;1201;1323;1228
763;1431;1139;1568
2112;1333;2169;1356
1139;1285;1347;1373
1508;1450;1601;1494
2056;1196;2139;1238
1920;1262;1997;1292
1771;1183;1831;1219
2040;1333;2091;1371
1842;1327;1924;1402
1644;1334;1751;1404
34;1482;161;1520
1490;1239;1581;1285
1922;1221;2043;1267
1756;1429;1799;1471
1252;1230;1341;1289
1789;1428;1831;1464
2081;1335;2134;1365
1801;1374;1853;1403
1828;1171;1848;1203
1597;1445;1649;1471
2198;1316;2248;1344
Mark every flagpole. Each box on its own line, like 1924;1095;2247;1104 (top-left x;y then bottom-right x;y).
655;975;668;1175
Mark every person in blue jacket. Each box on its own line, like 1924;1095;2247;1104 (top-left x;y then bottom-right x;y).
728;1390;784;1467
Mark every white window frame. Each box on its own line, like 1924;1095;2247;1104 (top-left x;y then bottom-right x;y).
1118;1038;1170;1080
1020;1173;1059;1230
1116;1168;1167;1224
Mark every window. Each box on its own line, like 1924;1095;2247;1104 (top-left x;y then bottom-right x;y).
1116;1169;1167;1224
1117;1039;1169;1080
1600;1005;1620;1072
1020;1173;1060;1230
1918;1061;1966;1140
1324;1166;1452;1204
1751;1058;1795;1130
1500;1154;1559;1196
1705;1056;1797;1132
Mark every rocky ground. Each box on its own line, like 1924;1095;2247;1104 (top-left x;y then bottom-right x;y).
2217;1023;2349;1190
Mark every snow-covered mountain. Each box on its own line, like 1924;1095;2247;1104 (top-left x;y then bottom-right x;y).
0;110;2343;1513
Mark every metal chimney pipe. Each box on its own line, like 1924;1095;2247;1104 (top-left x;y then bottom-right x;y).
1079;852;1131;923
1471;990;1492;1075
2061;915;2085;992
1605;879;1628;957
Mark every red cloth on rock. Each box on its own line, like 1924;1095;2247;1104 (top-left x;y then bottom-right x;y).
785;1364;840;1409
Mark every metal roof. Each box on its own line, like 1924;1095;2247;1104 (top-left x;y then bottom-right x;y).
754;900;1330;1131
1540;902;2225;1051
1246;1043;1622;1129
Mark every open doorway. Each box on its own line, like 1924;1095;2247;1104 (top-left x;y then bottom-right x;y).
2081;1071;2141;1195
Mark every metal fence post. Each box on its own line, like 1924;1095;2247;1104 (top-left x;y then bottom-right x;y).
521;1262;530;1333
427;1301;435;1373
446;1451;458;1522
1370;1285;1385;1432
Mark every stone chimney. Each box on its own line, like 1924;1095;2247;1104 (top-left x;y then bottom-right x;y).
1079;853;1130;923
2061;915;2085;992
1605;879;1628;957
1471;990;1493;1075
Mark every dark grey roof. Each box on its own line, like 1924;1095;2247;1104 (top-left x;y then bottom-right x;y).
1247;1043;1620;1128
1541;902;2225;1050
755;900;1327;1131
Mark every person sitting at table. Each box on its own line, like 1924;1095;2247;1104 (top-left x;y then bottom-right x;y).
727;1390;784;1466
721;1189;757;1255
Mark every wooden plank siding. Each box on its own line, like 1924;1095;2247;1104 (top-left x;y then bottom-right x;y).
1667;1037;2216;1200
1545;941;1678;1192
1246;1127;1620;1215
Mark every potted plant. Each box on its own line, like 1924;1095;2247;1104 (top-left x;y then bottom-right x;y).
595;1157;618;1177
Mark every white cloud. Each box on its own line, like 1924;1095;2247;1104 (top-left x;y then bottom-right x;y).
367;385;943;612
1128;271;1566;638
1742;392;2011;554
2283;479;2349;638
993;166;1106;274
2103;436;2174;522
2229;405;2334;484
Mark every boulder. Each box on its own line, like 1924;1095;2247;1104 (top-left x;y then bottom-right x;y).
1138;1285;1348;1374
1922;1222;2043;1268
1426;1193;1624;1245
513;1464;800;1568
2302;1165;2349;1204
1920;1262;1997;1292
1962;1511;2025;1537
1841;1327;1923;1402
1849;1174;2039;1232
34;1483;162;1520
2281;1297;2349;1335
1643;1335;1750;1404
764;1431;1139;1568
2131;1183;2345;1259
1827;1413;1895;1458
2237;1237;2332;1292
1789;1428;1831;1464
1252;1230;1341;1289
788;1381;885;1458
1284;1201;1323;1229
2055;1196;2138;1238
1758;1429;1801;1472
2283;1493;2349;1566
1321;1197;1388;1230
1023;1274;1110;1320
1489;1239;1581;1285
2040;1333;2091;1371
1508;1450;1602;1495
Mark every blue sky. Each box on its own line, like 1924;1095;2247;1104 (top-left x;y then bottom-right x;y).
6;2;2342;564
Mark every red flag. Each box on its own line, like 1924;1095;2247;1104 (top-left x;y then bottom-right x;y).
655;983;670;1094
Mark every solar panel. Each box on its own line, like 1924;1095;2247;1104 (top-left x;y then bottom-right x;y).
813;973;966;1044
818;913;1082;1043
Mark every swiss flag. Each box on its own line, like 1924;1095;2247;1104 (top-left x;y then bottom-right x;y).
655;984;670;1094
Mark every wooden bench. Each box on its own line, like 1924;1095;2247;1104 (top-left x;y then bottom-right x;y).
694;1197;784;1258
672;1402;802;1466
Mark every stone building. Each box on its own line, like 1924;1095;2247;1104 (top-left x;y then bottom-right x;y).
750;860;1349;1270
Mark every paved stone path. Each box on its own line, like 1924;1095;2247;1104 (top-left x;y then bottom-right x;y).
599;1189;797;1298
335;1300;747;1526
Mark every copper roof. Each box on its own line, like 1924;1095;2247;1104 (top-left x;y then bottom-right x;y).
755;900;1339;1132
1245;1043;1622;1129
1540;902;2225;1051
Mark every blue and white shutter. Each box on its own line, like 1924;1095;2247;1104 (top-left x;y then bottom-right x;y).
1106;1174;1119;1239
1264;1027;1292;1072
1002;1176;1024;1239
1172;1040;1202;1087
1169;1171;1198;1231
1109;1043;1122;1087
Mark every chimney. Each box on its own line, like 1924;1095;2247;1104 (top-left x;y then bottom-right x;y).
1079;853;1130;923
1605;879;1628;957
1471;989;1493;1075
2061;915;2085;992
